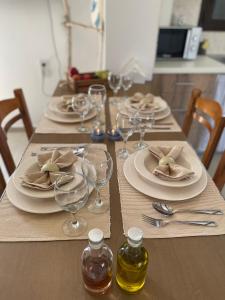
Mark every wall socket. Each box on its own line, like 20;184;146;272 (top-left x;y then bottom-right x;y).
40;59;48;67
40;59;50;77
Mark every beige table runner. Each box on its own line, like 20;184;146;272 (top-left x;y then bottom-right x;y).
36;97;105;134
0;143;110;241
115;141;225;238
109;98;182;132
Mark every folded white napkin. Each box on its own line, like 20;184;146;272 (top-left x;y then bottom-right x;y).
129;93;159;111
148;145;194;181
22;150;77;190
61;94;86;112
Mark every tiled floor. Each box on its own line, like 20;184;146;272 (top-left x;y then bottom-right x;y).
1;129;225;198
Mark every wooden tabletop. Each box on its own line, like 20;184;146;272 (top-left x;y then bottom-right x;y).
0;82;225;300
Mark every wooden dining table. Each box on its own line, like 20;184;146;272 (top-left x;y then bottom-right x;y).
0;82;225;300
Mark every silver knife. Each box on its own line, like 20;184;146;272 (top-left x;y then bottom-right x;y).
40;144;88;151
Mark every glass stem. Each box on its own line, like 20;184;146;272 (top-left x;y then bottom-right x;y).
95;188;102;206
70;212;78;228
139;129;145;146
124;89;128;100
114;90;119;106
123;138;127;153
81;114;84;129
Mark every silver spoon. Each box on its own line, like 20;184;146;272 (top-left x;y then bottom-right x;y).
152;202;223;216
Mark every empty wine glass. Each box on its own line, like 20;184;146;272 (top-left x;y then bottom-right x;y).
54;172;89;237
72;94;91;132
88;84;106;126
121;74;133;100
116;112;135;159
108;72;121;105
134;112;155;150
82;147;113;214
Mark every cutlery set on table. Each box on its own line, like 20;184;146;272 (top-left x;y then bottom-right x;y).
117;139;225;236
38;87;106;134
3;90;225;241
6;145;88;214
1;142;112;241
45;95;96;125
142;202;223;228
111;92;179;132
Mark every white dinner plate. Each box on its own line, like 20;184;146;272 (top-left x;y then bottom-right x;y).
134;141;203;188
6;177;62;214
125;96;168;114
123;153;207;201
13;156;83;199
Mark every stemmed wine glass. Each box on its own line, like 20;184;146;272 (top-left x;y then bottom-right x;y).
88;84;106;126
121;74;133;100
72;95;91;132
54;172;89;237
82;147;113;214
108;72;121;105
134;112;155;150
116;112;135;159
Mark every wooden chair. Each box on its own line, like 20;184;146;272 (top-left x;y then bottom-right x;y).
183;88;224;169
0;167;6;196
0;89;33;175
213;150;225;192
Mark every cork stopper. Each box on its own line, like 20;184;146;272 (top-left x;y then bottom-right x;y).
127;227;143;247
88;228;104;249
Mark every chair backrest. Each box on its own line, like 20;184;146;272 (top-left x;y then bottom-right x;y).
0;89;33;175
213;150;225;192
0;167;6;196
183;88;224;169
0;89;33;138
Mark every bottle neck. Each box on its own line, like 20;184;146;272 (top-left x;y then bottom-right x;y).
127;238;142;248
89;240;104;250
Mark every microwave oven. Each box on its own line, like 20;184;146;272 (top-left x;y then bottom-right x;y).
157;27;202;60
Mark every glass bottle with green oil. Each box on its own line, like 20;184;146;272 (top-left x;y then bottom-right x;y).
116;227;148;293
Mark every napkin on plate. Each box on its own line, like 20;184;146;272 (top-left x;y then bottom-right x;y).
22;150;78;191
148;145;194;181
61;94;86;112
129;93;159;111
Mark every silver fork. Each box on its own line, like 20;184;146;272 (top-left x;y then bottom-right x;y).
142;214;218;227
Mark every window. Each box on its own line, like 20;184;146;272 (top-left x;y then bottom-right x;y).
199;0;225;31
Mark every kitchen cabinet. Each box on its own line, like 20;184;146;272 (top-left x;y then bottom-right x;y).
151;74;217;117
150;74;218;148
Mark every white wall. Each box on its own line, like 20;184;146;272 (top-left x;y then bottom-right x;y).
0;0;161;126
159;0;174;26
105;0;161;80
0;0;99;126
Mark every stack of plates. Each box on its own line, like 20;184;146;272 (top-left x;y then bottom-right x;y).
123;141;208;201
124;96;171;121
6;156;88;214
45;96;96;124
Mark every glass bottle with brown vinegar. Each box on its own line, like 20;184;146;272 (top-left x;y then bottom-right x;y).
81;228;113;294
116;227;148;293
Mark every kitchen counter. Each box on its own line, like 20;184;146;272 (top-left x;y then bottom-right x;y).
154;56;225;74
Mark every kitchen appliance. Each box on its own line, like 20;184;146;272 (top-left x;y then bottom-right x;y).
157;27;202;60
